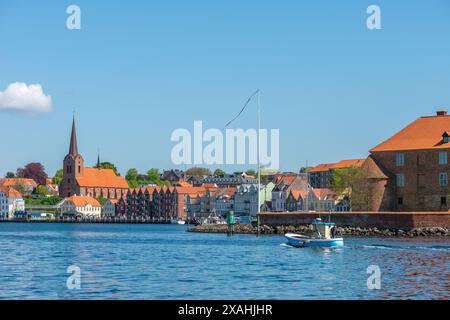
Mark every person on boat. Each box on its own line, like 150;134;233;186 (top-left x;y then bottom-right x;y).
331;225;337;238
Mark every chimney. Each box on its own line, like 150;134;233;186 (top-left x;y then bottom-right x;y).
436;110;448;116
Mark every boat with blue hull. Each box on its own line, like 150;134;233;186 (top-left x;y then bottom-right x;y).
285;218;344;248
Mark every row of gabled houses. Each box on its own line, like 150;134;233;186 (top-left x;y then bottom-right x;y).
107;182;274;221
97;172;352;221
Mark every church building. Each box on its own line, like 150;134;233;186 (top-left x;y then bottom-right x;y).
59;117;129;199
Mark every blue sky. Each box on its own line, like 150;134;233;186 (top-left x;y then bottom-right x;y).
1;0;450;177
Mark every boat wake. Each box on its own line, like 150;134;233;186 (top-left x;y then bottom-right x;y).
358;244;450;252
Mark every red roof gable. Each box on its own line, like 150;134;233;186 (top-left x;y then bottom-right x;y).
0;186;23;198
371;113;450;152
76;168;129;189
67;195;100;207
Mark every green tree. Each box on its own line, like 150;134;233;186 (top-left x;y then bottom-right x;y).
5;172;15;178
186;167;212;176
299;166;313;173
147;168;161;183
125;168;139;182
213;169;226;177
96;196;108;206
95;162;120;176
331;167;372;211
35;185;49;196
246;169;256;177
52;169;63;185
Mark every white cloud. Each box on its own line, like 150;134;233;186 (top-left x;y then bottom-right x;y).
0;82;52;114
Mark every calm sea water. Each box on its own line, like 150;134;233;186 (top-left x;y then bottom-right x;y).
0;223;448;300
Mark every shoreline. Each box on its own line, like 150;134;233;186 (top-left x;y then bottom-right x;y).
188;224;450;237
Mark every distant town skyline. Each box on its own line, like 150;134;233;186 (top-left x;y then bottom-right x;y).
1;1;450;177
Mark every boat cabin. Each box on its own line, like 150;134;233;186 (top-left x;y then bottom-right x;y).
312;218;337;239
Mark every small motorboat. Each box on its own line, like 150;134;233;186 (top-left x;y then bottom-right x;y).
170;218;186;225
285;218;344;248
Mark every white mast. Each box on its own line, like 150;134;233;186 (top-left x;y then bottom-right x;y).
257;90;261;216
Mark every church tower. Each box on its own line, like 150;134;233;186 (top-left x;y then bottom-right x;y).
60;116;85;197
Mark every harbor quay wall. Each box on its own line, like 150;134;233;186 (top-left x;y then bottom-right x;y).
257;212;450;229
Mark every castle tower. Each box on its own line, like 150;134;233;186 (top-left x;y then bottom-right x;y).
60;116;85;197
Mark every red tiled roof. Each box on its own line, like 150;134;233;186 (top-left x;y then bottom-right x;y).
290;189;307;200
312;188;336;200
0;186;23;198
0;178;37;188
274;174;298;186
371;114;450;152
176;181;192;187
331;159;366;169
175;186;206;196
308;163;336;173
67;195;100;207
76;168;129;189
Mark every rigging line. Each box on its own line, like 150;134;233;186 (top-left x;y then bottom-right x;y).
223;89;260;129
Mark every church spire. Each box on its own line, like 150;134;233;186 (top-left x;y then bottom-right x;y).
69;115;78;156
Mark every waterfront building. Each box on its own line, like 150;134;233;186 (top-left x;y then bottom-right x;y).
215;187;236;217
162;169;186;182
260;182;275;211
308;159;365;189
45;178;59;195
60;195;102;217
368;110;450;211
0;187;25;219
59;117;129;199
271;174;308;212
200;173;258;188
186;193;202;219
174;186;206;221
116;195;127;217
233;184;258;217
307;163;336;189
0;178;37;196
103;199;118;217
286;190;307;212
310;188;337;211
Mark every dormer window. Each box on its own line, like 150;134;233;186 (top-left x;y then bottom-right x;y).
443;132;450;144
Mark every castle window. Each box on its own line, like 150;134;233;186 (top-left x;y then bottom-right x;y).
441;196;447;205
396;153;405;166
396;174;405;187
398;197;403;205
439;172;448;187
78;165;81;174
439;151;448;165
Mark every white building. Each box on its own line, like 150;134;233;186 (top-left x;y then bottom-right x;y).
60;195;102;217
310;188;337;211
215;187;236;217
234;185;258;217
0;187;25;219
103;199;118;217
